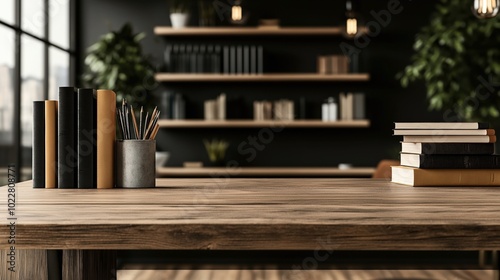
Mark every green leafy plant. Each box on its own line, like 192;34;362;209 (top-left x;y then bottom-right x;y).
398;0;500;122
170;0;190;13
83;23;156;110
203;138;229;164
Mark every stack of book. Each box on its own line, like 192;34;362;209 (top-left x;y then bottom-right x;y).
253;99;294;121
391;122;500;187
160;92;185;120
339;92;365;120
33;88;117;189
204;93;226;120
317;55;350;74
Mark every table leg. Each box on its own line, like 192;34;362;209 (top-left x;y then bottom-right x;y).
62;250;117;280
0;249;49;280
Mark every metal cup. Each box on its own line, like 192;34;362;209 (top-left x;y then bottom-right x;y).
116;140;156;188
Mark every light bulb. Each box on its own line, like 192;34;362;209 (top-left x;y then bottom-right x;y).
346;18;358;36
232;4;243;22
473;0;499;18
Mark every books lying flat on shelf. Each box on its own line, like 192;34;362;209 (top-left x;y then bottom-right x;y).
400;153;500;169
393;129;495;136
394;122;489;129
403;135;496;143
391;166;500;187
401;142;495;155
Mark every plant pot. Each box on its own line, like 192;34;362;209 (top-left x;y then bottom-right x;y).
170;13;189;29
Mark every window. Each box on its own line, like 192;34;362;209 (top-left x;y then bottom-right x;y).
0;0;75;182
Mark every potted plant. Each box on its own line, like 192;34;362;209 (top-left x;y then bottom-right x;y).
398;0;500;123
170;0;190;29
203;138;229;166
82;23;156;111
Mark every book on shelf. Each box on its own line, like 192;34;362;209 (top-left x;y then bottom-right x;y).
274;99;294;121
400;153;500;169
33;101;45;188
340;93;353;120
401;142;495;155
253;101;273;120
394;122;489;130
96;90;116;189
392;166;500;187
393;129;495;136
353;93;365;120
77;88;97;189
45;100;58;189
403;135;496;143
58;87;77;189
204;93;226;120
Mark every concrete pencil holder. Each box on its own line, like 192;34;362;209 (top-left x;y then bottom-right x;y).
116;140;156;188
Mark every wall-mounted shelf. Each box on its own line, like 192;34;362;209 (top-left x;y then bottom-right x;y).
155;73;370;83
154;26;368;37
158;119;370;128
156;167;375;177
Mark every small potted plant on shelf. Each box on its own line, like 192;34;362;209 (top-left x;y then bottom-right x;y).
170;0;190;29
203;138;229;166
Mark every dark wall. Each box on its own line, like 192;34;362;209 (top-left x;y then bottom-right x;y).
79;0;443;168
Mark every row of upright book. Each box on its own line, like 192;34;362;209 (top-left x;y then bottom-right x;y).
253;99;295;121
164;44;264;75
33;87;117;189
391;122;500;187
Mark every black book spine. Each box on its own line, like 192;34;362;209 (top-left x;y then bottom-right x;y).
58;87;77;188
33;101;45;188
422;143;495;155
77;89;96;188
419;154;500;169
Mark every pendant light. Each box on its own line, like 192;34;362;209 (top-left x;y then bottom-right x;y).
344;0;358;38
231;0;243;22
473;0;499;18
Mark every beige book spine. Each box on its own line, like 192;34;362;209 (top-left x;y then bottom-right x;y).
97;90;116;189
45;101;58;188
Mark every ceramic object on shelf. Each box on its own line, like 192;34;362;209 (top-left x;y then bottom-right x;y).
170;13;189;29
155;151;170;168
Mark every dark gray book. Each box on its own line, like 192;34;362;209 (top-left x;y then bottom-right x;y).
58;86;77;188
250;46;257;74
237;46;243;74
353;93;365;119
33;101;45;188
257;46;264;74
230;46;236;74
77;88;96;189
243;46;250;74
223;46;229;74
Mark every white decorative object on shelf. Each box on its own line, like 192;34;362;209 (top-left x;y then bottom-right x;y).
170;13;189;29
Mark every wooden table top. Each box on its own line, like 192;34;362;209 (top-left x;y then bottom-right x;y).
1;178;500;250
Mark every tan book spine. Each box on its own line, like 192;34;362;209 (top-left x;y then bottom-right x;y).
392;166;500;187
97;90;116;189
45;101;58;188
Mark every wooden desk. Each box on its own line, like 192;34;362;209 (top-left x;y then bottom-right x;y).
1;178;500;279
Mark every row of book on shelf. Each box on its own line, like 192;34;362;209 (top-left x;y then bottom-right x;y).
253;99;295;121
317;55;351;75
391;122;500;187
164;44;264;75
33;88;119;189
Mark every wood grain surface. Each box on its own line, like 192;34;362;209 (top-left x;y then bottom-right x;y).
1;179;500;250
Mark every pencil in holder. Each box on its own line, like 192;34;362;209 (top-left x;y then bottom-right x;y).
116;139;156;188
